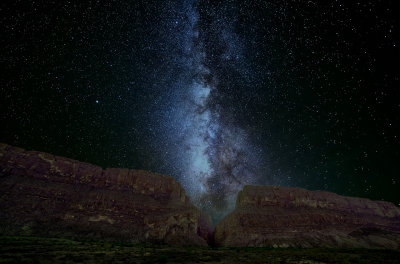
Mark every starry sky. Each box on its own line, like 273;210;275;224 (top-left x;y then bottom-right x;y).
1;0;399;223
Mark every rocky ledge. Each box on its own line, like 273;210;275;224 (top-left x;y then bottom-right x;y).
214;185;400;249
0;143;212;245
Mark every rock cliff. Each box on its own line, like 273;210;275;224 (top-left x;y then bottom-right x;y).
2;143;400;249
214;185;400;249
0;143;212;245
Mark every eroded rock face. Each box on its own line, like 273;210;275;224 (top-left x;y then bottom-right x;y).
0;143;212;245
215;185;400;249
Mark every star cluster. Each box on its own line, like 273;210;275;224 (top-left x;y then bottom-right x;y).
1;0;399;222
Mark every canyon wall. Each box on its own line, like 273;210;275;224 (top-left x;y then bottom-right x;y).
214;185;400;249
0;143;212;245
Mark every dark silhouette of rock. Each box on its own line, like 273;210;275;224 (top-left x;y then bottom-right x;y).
215;185;400;249
0;143;212;245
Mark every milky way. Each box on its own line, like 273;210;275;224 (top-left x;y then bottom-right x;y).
155;0;269;222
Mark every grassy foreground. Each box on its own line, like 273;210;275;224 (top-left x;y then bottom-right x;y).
0;236;399;264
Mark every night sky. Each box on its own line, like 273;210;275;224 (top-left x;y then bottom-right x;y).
1;0;399;223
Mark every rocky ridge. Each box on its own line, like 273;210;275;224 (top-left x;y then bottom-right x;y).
0;143;212;245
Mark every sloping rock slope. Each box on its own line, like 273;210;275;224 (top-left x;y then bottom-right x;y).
215;185;400;249
0;143;212;245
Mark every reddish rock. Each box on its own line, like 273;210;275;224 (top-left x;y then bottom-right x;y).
0;143;212;245
215;185;400;249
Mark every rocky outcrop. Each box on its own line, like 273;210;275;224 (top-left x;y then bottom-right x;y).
0;143;212;245
215;185;400;249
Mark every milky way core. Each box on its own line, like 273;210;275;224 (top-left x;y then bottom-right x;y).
157;0;269;222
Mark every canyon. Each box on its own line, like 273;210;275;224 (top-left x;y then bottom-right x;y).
1;143;399;249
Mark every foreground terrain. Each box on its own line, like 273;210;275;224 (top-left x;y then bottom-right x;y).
0;236;399;264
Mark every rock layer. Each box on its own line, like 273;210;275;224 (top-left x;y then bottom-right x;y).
0;143;212;245
215;185;400;249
